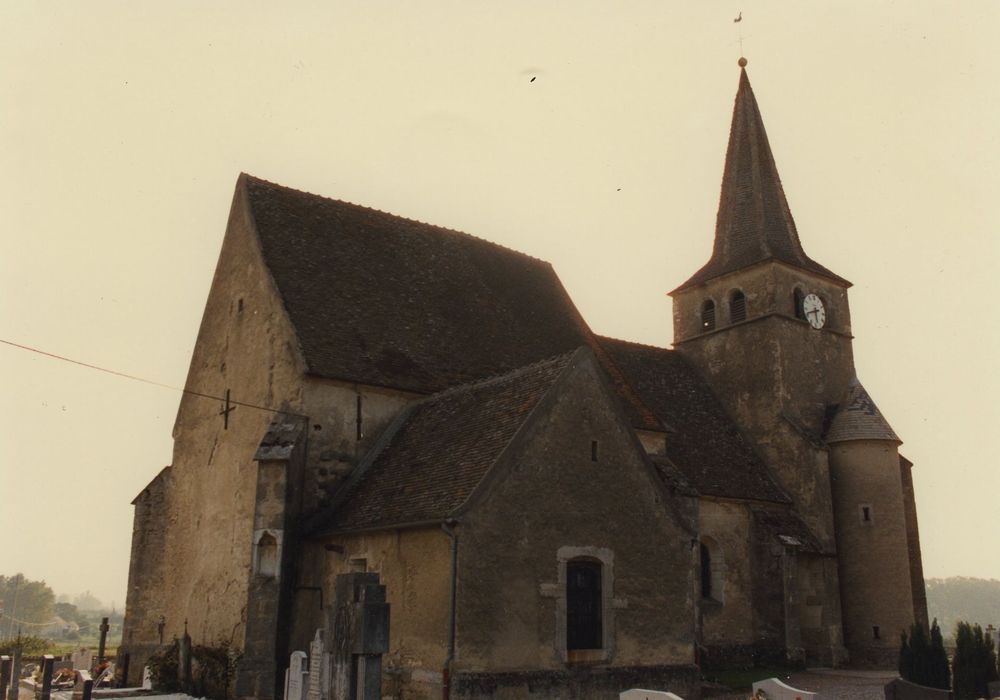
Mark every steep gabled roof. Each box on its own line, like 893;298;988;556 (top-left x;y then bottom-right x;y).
241;174;593;394
825;378;901;444
673;66;850;292
308;351;578;535
598;336;789;504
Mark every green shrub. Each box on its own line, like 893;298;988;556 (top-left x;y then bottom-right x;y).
952;621;999;699
0;635;51;657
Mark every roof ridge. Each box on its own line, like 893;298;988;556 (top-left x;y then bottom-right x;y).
240;172;551;265
596;335;671;352
414;348;580;405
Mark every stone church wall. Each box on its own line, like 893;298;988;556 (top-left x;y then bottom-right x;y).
123;184;311;658
698;500;756;666
120;467;172;685
301;379;418;514
453;357;699;698
294;529;453;700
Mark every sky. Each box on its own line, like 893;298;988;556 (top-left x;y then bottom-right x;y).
1;2;998;610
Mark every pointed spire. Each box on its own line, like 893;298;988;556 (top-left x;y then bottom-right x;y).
825;377;900;444
674;61;850;292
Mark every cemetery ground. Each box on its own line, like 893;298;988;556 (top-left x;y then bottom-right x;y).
703;667;897;700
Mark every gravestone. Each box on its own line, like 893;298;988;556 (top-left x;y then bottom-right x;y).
69;649;91;673
331;573;390;700
72;670;93;700
97;619;109;665
141;666;152;691
39;655;55;700
751;677;817;700
620;690;685;700
307;630;331;700
285;651;308;700
0;655;11;700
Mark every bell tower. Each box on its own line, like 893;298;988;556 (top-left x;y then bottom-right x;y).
670;60;861;664
671;61;857;547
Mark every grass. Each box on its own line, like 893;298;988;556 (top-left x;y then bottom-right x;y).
705;667;795;691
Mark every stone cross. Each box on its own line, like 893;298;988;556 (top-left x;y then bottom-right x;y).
0;655;11;700
331;573;389;700
97;619;110;665
39;655;55;700
285;651;308;700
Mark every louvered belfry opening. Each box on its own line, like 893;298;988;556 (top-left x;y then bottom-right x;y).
701;300;716;331
730;290;747;323
566;559;603;650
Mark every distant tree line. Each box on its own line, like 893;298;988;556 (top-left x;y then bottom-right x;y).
926;577;1000;643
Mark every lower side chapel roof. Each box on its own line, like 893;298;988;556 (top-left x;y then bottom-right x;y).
598;337;790;505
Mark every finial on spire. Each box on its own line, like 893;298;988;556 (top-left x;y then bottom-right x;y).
738;57;748;68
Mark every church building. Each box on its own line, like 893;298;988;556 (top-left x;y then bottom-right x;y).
121;63;928;700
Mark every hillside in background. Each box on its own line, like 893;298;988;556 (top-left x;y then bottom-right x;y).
926;577;1000;640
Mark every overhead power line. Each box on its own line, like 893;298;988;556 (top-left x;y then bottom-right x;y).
0;338;306;419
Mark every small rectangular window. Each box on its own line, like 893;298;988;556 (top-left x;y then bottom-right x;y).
873;625;881;640
859;504;873;525
591;440;598;462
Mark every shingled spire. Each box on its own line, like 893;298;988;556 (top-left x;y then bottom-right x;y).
674;62;850;292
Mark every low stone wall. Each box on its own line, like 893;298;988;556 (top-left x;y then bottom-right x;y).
454;664;700;700
883;677;953;700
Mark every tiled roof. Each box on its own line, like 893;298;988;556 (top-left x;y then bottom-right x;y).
309;351;577;534
241;174;594;394
825;378;901;444
674;68;850;292
597;337;789;504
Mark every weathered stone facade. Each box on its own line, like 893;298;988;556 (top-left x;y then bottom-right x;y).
121;63;928;699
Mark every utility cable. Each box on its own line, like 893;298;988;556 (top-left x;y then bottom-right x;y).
0;338;307;419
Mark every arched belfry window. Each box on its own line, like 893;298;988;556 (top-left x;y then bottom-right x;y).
566;559;603;650
729;290;747;323
255;531;278;578
793;288;805;320
701;300;716;332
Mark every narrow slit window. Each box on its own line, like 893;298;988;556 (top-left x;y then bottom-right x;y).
872;625;881;640
356;393;363;441
701;300;716;331
730;291;747;323
700;543;712;599
591;441;598;462
860;504;873;524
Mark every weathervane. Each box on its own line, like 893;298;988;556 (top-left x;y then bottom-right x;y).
734;11;746;62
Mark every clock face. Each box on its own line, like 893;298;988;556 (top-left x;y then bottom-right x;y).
802;293;826;329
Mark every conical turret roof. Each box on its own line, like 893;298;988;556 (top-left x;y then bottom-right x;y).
674;65;850;292
825;378;900;444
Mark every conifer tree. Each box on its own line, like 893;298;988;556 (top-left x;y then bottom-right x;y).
928;618;951;690
909;622;930;685
899;629;912;681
